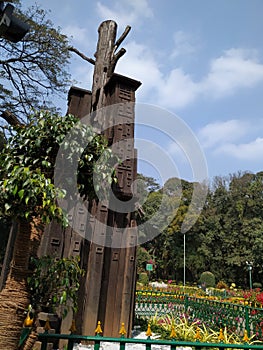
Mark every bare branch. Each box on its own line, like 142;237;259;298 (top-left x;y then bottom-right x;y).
68;46;95;65
114;25;131;53
113;47;126;62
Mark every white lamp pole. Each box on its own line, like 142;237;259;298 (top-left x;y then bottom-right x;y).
246;261;253;290
183;233;186;287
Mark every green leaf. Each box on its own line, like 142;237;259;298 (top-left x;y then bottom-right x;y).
12;185;18;196
18;189;24;199
60;290;67;304
4;203;11;212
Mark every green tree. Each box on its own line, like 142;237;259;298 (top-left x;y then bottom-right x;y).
0;1;71;126
141;177;198;282
196;181;230;283
196;172;263;287
0;111;115;349
136;173;160;193
136;247;152;274
137;171;263;287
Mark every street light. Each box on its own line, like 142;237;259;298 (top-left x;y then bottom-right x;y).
0;2;30;42
246;261;253;290
183;233;186;287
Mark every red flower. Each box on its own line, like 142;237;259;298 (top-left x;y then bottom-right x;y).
256;292;263;305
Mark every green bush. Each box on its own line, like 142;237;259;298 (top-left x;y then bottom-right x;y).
138;272;149;285
136;247;152;273
27;255;85;317
200;271;215;288
253;282;262;289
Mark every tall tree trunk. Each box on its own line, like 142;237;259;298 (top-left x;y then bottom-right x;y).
91;20;130;128
21;217;43;350
0;219;32;349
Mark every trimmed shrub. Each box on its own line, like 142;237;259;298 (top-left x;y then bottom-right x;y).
200;271;215;288
138;272;149;285
253;282;262;289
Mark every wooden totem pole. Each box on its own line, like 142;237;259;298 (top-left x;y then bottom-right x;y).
39;20;141;337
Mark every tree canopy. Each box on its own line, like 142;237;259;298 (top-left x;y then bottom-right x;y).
0;1;71;127
0;110;116;225
137;172;263;288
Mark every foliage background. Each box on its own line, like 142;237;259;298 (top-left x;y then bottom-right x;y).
137;172;263;288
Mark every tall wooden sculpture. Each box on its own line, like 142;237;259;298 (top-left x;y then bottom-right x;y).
39;20;141;337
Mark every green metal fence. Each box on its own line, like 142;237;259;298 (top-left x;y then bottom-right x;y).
135;290;185;317
36;290;263;349
38;332;263;350
135;290;263;340
186;296;263;339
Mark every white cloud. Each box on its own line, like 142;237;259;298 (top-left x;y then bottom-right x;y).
156;68;197;108
117;41;162;97
63;19;263;112
96;0;153;30
117;41;197;108
198;120;248;148
117;45;263;110
70;63;94;90
198;119;263;162
202;49;263;98
62;25;89;45
167;141;189;164
171;30;197;59
216;138;263;160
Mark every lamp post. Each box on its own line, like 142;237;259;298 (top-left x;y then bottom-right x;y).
246;261;253;290
183;233;186;287
0;2;30;42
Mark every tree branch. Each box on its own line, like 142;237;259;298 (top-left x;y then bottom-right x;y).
113;47;126;62
114;25;131;53
1;110;24;127
68;46;95;65
109;48;126;76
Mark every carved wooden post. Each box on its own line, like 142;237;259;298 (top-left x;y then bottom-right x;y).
39;20;140;339
76;20;135;337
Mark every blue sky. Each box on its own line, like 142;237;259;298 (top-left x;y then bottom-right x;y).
24;0;263;184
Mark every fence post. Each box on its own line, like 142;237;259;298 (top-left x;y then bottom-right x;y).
245;306;250;337
171;343;176;350
40;335;48;350
120;341;126;350
94;339;101;350
146;343;151;350
67;338;75;350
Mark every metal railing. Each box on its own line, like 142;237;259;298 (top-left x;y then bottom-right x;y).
135;290;263;340
38;332;263;350
36;290;263;349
